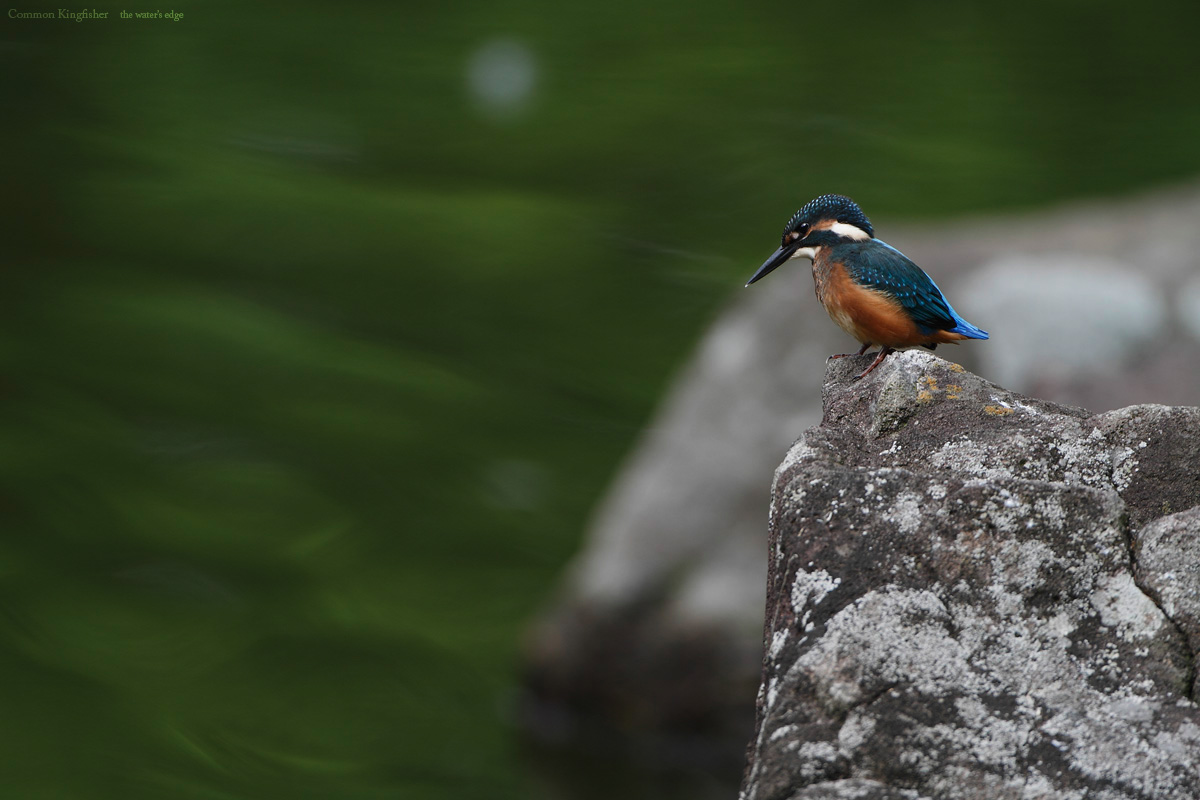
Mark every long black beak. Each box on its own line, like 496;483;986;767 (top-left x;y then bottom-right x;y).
745;241;801;287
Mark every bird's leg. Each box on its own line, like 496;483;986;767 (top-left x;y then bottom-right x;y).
829;343;871;360
854;346;895;380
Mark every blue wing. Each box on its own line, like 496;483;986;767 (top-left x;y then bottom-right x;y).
834;239;988;339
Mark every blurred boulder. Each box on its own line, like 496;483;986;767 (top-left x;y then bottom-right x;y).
520;183;1200;771
742;351;1200;800
956;255;1167;388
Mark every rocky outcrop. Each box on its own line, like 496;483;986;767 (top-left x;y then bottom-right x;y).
742;350;1200;800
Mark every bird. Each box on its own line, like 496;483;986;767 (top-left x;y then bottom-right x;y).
745;194;988;379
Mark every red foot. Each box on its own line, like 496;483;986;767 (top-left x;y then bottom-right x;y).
854;346;895;380
829;343;871;360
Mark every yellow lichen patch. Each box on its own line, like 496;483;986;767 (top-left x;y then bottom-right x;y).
984;405;1014;416
915;374;967;402
948;363;965;373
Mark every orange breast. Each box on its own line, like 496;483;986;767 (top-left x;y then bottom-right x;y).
815;259;969;348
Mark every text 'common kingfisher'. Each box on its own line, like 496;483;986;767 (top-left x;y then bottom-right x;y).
746;195;988;379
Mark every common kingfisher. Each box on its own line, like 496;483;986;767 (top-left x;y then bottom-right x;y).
746;194;988;379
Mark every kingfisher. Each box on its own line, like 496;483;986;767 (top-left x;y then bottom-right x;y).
745;194;988;379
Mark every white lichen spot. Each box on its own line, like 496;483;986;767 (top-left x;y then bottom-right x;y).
930;438;1016;482
837;711;876;753
1031;494;1068;531
990;539;1062;595
794;587;969;714
791;568;842;632
952;695;1027;770
769;628;789;659
1109;697;1157;723
795;741;841;780
769;723;798;742
1089;573;1165;641
887;491;925;535
1047;610;1077;639
1112;447;1139;491
1012;400;1042;416
825;678;863;708
1049;437;1110;486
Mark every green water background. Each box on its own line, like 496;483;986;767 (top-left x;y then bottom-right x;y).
4;1;1200;797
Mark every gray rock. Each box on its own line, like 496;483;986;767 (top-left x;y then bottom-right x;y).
786;778;930;799
741;350;1200;800
1135;505;1200;668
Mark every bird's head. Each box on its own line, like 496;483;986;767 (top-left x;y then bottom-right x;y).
745;194;874;286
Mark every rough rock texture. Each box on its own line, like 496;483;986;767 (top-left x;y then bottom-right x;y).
522;184;1200;773
742;350;1200;800
1136;506;1200;658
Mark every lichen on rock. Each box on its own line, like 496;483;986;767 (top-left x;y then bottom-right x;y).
742;350;1200;800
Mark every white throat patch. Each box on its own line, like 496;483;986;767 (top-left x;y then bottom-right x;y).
789;246;818;261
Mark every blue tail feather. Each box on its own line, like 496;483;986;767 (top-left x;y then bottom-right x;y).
947;310;988;340
931;277;988;339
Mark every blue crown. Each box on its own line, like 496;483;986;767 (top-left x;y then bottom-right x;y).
784;194;874;238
